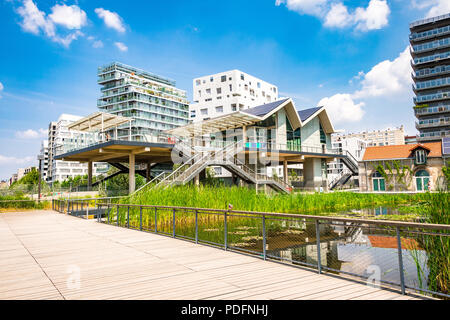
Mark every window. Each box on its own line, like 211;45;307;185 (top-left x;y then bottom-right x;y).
205;98;212;102
257;82;261;88
221;75;226;82
415;149;427;164
210;77;213;82
244;84;248;90
229;84;232;91
240;74;244;80
415;170;430;191
231;104;237;111
372;171;386;191
201;109;208;115
190;110;196;118
216;88;222;94
195;80;201;85
198;90;201;97
206;88;211;94
215;106;223;113
319;123;326;144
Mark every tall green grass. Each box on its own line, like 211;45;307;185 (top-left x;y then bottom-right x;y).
123;185;443;217
0;195;47;210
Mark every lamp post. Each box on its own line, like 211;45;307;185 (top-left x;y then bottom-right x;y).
37;154;44;202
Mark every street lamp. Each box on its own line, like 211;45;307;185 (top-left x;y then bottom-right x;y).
37;154;44;202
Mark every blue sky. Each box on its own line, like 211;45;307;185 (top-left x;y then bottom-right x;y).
0;0;449;180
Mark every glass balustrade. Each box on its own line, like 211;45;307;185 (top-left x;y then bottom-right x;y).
413;51;450;65
412;37;450;53
410;25;450;41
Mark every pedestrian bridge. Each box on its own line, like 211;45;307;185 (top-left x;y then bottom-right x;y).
0;210;429;300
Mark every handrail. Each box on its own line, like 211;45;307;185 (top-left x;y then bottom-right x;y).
95;202;450;231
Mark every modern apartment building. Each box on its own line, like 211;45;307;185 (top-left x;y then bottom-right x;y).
410;13;450;141
332;126;405;147
190;70;278;122
38;140;49;182
48;114;108;184
97;62;190;141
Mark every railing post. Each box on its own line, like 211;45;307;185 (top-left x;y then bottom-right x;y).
172;208;176;238
127;206;130;228
117;206;120;226
154;207;158;233
224;211;228;251
396;227;406;295
262;215;267;260
86;201;89;220
107;205;110;224
97;203;100;223
315;220;322;274
139;207;143;231
195;210;199;244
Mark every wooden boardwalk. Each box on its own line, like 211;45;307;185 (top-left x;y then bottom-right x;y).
0;210;426;300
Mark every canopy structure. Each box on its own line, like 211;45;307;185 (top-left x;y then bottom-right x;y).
166;112;259;137
68;112;131;132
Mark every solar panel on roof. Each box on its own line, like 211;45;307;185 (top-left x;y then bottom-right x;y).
242;98;290;117
297;107;322;122
443;137;450;155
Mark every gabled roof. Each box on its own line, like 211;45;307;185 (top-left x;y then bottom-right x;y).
298;107;322;122
362;142;442;161
166;98;335;136
242;98;290;117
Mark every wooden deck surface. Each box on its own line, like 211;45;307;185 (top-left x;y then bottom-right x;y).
0;210;427;300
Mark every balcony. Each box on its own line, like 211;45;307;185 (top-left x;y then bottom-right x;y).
414;91;450;103
413;51;450;65
415;118;450;129
410;25;450;42
412;65;450;79
414;104;450;116
419;130;450;141
412;37;450;54
413;76;450;91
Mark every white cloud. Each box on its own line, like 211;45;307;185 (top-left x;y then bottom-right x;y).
92;40;104;48
318;47;411;125
353;46;412;99
95;8;126;33
0;155;34;166
115;42;128;52
15;0;85;47
354;0;390;31
318;93;365;124
48;4;87;30
324;2;352;28
420;0;450;18
17;0;55;37
275;0;329;17
15;128;47;139
276;0;390;32
0;82;3;98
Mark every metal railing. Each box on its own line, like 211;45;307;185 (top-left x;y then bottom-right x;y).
86;202;449;299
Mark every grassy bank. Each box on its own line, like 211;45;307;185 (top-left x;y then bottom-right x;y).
0;195;49;210
123;185;447;219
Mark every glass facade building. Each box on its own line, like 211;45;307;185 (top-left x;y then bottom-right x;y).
410;13;450;141
97;62;189;141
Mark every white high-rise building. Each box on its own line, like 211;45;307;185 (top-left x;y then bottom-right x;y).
48;114;108;184
38;140;49;182
190;70;278;122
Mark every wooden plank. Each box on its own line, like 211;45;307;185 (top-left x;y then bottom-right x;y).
0;210;431;300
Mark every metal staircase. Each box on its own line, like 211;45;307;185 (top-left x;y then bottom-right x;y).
329;151;359;190
134;139;293;194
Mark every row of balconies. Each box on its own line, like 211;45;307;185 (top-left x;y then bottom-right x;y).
411;36;450;54
415;117;450;129
414;104;450;115
412;76;450;92
410;25;450;42
419;130;450;140
414;91;450;103
412;50;450;66
412;65;450;79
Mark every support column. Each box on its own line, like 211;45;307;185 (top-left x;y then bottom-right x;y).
283;159;288;184
146;163;151;182
303;158;323;190
88;161;93;191
129;153;135;194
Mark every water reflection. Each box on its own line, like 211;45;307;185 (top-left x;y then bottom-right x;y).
267;222;428;290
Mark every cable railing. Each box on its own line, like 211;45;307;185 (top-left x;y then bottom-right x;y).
66;201;450;299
